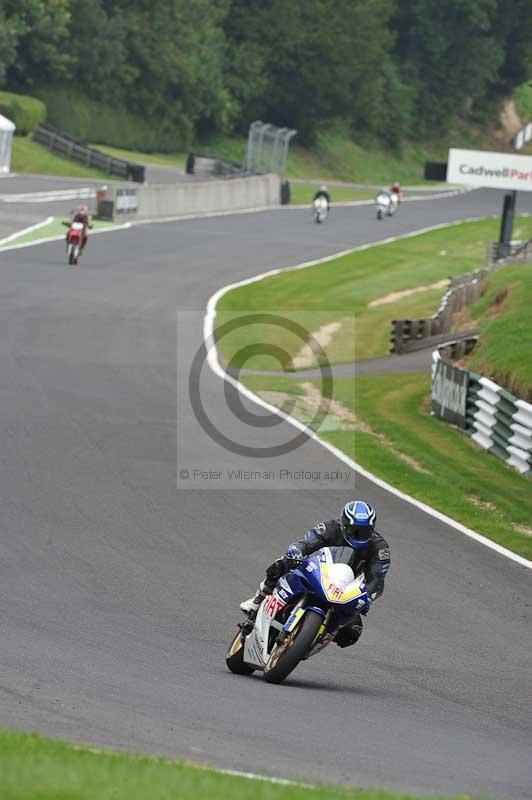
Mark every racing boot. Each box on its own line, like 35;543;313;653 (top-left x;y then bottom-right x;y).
240;581;269;615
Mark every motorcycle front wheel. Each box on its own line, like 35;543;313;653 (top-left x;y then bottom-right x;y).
264;609;322;684
226;630;255;675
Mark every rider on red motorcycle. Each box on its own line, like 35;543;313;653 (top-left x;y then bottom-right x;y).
66;205;92;251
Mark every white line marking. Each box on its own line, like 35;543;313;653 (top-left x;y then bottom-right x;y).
0;185;477;251
204;219;532;571
216;767;316;788
0;216;54;247
71;742;318;788
0;222;131;252
0;188;96;204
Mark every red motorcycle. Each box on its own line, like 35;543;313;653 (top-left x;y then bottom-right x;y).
63;221;85;265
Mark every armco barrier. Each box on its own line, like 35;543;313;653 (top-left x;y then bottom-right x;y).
185;152;243;177
487;239;532;266
432;350;532;477
390;237;532;355
391;270;486;353
33;123;145;182
99;173;280;221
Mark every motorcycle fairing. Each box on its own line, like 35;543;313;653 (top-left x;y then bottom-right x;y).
283;548;367;619
69;221;84;242
241;547;369;670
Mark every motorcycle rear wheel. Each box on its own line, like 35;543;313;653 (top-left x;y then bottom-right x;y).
226;630;255;675
264;610;322;684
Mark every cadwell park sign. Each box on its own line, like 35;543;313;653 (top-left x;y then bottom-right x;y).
447;148;532;192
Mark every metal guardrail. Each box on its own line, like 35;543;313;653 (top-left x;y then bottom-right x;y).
33;123;145;182
390;272;485;353
436;334;478;362
185;152;244;177
487;239;532;265
432;350;532;477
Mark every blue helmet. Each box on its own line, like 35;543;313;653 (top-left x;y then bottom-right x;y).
341;500;376;549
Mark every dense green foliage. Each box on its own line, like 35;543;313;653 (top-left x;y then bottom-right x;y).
0;0;530;150
0;90;45;134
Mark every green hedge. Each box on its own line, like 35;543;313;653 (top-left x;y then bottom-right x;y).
0;91;46;135
36;87;190;153
515;82;532;121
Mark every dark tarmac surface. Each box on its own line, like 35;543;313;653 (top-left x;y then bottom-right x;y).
1;188;531;798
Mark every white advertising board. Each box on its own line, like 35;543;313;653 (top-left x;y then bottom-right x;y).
447;148;532;192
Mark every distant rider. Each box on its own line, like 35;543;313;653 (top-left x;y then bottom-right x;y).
312;184;330;206
240;500;391;648
66;204;92;252
390;182;404;201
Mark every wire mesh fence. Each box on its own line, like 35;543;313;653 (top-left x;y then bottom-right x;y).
245;121;297;177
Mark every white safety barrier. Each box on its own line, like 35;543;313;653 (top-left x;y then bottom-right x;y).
432;350;532;477
103;174;280;221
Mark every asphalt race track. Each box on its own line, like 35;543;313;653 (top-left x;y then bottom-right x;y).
1;189;531;798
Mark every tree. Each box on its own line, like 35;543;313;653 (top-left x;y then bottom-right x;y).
490;0;532;91
0;2;18;87
225;0;401;144
3;0;73;89
392;0;504;135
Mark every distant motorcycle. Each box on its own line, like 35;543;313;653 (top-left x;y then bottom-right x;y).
375;190;398;220
313;195;329;223
63;221;85;265
226;546;370;684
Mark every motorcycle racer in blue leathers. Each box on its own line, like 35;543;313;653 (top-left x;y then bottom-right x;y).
240;500;390;648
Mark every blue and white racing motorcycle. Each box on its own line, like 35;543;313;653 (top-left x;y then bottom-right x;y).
226;546;370;684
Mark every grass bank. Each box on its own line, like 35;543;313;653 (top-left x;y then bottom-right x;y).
466;262;532;400
242;373;532;561
93;143;187;170
217;217;532;370
0;730;462;800
11;136;109;180
215;216;532;559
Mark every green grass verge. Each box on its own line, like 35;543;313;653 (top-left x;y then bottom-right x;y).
11;136;109;180
514;82;532;121
217;217;532;370
93;143;187;169
466;261;532;400
290;183;374;205
0;218;120;250
242;373;532;561
0;729;463;800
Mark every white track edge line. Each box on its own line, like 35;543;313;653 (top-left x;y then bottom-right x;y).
0;186;478;252
204;219;532;571
73;742;318;788
0;222;131;252
0;216;55;247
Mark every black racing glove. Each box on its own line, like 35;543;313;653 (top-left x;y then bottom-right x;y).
265;557;289;582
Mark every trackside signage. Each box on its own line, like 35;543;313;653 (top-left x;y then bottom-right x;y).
432;359;469;429
447;148;532;192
